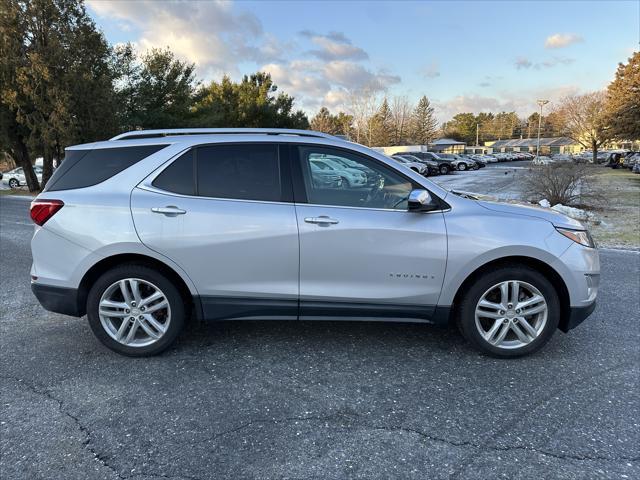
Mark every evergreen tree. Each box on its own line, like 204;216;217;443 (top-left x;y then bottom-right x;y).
606;52;640;141
410;96;438;145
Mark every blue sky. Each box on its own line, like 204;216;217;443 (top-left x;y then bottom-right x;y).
87;0;639;121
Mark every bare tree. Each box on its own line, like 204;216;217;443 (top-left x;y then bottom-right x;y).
523;163;602;206
390;96;412;145
348;86;381;146
553;92;610;163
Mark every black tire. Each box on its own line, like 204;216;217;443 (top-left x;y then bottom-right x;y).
9;178;19;188
439;164;450;175
456;265;560;358
87;264;186;356
458;163;467;171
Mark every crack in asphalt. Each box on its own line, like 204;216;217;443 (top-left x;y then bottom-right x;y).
201;412;640;463
2;374;124;480
447;359;640;479
2;373;638;480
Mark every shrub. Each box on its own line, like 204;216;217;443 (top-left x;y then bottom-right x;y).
523;163;601;206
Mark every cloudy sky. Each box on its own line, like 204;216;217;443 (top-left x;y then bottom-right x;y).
87;0;638;121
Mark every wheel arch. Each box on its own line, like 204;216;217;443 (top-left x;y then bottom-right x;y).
449;255;571;331
77;253;200;319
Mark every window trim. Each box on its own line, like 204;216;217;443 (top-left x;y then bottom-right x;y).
290;143;448;212
141;142;294;205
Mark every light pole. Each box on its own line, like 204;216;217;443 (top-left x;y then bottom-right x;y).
536;99;549;160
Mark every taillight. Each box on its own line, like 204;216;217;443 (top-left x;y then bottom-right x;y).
30;199;64;226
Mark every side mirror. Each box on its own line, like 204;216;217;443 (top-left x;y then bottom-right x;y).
408;189;438;212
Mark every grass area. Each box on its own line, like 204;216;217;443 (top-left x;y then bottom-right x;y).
586;168;640;249
0;188;36;196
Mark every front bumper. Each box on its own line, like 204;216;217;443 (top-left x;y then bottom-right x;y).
561;301;597;333
32;283;83;317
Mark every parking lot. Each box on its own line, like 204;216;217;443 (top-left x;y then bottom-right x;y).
1;182;639;479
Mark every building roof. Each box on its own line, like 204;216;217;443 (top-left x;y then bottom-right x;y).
488;137;577;148
430;138;466;146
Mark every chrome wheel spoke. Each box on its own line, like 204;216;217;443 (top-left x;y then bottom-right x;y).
517;295;544;311
137;317;162;339
521;303;546;316
144;300;168;314
484;319;504;342
119;280;133;305
123;320;139;344
510;281;520;305
115;318;133;341
129;279;143;304
511;322;532;344
140;290;163;308
499;282;509;305
518;316;538;337
491;322;510;345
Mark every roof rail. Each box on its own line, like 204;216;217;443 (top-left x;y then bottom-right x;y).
110;128;339;141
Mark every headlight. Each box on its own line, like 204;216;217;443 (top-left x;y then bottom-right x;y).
556;227;595;248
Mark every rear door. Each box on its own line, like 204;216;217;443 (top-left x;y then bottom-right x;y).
131;143;299;320
291;145;447;321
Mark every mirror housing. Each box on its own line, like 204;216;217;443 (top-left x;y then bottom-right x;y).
408;189;438;212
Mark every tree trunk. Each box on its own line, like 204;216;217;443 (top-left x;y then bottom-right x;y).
592;139;598;164
42;143;54;188
13;138;40;192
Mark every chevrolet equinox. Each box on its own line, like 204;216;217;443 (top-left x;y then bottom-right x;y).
30;129;599;357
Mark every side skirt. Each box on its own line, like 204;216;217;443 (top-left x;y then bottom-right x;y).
197;296;451;325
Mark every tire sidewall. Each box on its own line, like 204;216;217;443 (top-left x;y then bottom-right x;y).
87;265;186;356
458;266;560;358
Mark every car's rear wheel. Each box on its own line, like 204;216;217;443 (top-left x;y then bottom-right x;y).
457;266;560;358
87;265;186;356
439;164;450;175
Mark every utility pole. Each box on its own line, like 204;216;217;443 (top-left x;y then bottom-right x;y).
475;123;479;147
536;99;549;160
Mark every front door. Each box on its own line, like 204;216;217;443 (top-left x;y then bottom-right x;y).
131;143;299;320
292;145;447;321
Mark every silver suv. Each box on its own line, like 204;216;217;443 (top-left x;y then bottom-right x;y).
30;129;599;357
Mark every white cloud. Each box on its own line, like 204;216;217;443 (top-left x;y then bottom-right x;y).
87;0;282;77
545;33;583;49
300;31;369;61
434;85;581;122
514;56;575;70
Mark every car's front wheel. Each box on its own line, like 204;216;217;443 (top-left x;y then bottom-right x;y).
457;163;467;171
87;265;186;356
457;265;560;358
9;178;19;188
439;164;450;175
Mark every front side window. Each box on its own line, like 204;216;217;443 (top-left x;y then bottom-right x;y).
298;146;412;210
196;144;281;202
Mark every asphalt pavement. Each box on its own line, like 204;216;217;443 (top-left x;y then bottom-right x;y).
1;193;639;480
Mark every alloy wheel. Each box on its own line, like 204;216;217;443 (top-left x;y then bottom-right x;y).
474;280;548;349
98;278;171;347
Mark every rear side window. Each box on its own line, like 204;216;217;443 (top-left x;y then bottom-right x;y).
45;145;167;192
152;150;195;195
196;144;281;202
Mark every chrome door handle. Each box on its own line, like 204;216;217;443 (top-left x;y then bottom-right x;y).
151;206;186;216
304;216;339;225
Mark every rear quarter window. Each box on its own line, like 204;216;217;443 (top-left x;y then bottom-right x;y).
45;144;167;192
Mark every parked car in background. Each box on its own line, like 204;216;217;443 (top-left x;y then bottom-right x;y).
401;151;453;175
2;166;43;188
29;128;599;359
393;154;440;176
310;163;343;189
459;154;486;168
471;154;498;164
437;154;478;171
310;157;367;187
389;155;427;175
622;152;638;170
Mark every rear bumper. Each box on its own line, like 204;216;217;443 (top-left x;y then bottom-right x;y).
560;301;597;333
31;283;83;317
